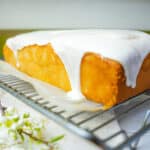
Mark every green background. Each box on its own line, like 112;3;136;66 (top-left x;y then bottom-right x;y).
0;30;150;59
0;30;33;58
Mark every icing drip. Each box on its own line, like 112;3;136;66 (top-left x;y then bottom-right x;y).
6;30;150;101
13;50;20;68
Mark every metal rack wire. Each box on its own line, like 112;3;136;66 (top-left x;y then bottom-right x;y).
0;74;150;150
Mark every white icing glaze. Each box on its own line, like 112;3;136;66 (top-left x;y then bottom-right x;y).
6;30;150;101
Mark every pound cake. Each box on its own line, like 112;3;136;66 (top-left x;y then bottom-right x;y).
3;30;150;109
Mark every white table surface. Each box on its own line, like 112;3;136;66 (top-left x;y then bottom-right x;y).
0;89;150;150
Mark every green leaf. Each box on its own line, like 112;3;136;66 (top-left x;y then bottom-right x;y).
24;121;32;127
20;133;24;141
13;116;19;122
23;113;30;118
49;135;64;143
8;129;17;140
4;119;13;127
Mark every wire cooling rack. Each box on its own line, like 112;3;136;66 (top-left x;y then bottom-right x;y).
0;74;150;150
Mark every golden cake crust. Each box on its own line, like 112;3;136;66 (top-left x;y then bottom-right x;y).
3;44;150;109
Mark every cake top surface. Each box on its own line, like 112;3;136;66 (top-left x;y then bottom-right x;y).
6;30;150;100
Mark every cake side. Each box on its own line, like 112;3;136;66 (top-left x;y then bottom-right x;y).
4;44;150;108
3;44;71;91
81;52;150;108
80;52;123;108
117;53;150;103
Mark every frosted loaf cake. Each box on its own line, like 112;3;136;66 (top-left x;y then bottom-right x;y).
3;30;150;109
